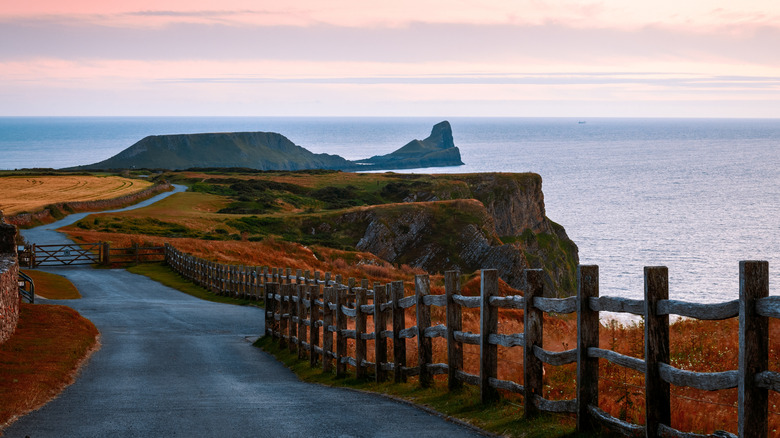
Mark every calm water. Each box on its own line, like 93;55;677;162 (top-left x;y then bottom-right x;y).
2;117;779;303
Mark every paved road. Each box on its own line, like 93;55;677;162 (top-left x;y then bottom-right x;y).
6;188;485;437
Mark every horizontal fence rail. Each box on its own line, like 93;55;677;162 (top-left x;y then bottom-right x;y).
163;245;775;438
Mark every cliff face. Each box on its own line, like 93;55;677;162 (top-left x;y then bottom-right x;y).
329;173;579;296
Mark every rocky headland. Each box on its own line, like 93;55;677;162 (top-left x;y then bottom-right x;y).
72;121;463;172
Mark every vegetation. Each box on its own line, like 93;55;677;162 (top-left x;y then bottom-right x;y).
255;336;608;438
127;263;258;306
21;269;81;299
0;304;99;429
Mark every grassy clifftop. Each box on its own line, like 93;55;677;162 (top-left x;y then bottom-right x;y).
70;170;578;296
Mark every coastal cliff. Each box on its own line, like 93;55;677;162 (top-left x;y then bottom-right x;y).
301;173;578;295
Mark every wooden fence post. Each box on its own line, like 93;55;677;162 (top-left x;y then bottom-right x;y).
446;270;462;391
374;283;388;383
102;242;110;265
481;269;500;403
279;284;289;349
310;284;320;368
739;260;769;438
356;287;368;378
297;284;307;360
576;265;599;432
524;268;543;415
644;266;670;437
392;280;407;383
416;275;432;388
323;286;334;373
288;283;297;353
266;282;278;339
336;286;347;378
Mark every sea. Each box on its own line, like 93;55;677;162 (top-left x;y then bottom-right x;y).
1;116;779;305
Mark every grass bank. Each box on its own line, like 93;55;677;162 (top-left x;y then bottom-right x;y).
127;262;259;306
21;269;81;299
254;336;611;438
0;304;99;430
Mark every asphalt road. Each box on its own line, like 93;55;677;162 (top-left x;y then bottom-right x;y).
6;187;485;437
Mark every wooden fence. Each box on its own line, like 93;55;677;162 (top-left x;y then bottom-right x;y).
164;245;779;438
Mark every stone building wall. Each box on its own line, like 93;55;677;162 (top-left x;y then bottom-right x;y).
0;222;19;345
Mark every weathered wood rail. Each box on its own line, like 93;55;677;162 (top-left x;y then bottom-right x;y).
164;245;776;438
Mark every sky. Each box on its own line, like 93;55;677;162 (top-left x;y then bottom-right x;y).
1;1;779;117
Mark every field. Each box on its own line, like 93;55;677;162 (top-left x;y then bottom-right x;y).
0;175;153;216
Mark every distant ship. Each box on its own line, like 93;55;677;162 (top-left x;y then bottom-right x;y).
578;121;587;124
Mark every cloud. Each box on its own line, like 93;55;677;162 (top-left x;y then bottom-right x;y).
2;18;780;68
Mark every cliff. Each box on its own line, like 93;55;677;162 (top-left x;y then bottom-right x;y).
71;122;463;172
306;173;578;295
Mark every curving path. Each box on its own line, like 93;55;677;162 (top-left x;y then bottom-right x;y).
6;186;485;437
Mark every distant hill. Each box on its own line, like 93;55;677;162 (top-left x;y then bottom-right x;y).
70;121;463;171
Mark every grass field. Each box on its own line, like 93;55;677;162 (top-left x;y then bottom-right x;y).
0;175;153;216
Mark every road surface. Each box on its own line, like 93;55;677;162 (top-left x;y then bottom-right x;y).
6;186;485;437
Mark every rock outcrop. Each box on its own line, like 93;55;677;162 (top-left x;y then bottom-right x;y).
71;121;464;172
354;121;464;169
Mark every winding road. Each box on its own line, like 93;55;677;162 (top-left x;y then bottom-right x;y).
6;187;485;437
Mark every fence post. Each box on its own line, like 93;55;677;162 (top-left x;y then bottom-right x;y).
524;269;543;415
392;280;407;383
288;283;297;353
446;270;462;391
102;242;110;265
336;286;347;378
279;284;289;349
576;265;599;432
297;284;307;360
356;287;368;378
739;260;769;438
323;286;334;373
374;283;388;383
310;284;320;368
266;282;278;339
644;266;670;437
416;275;433;388
481;269;500;403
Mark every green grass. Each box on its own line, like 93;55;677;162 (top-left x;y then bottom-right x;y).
127;262;260;307
254;336;613;438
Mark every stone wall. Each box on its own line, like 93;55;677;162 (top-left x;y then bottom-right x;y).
0;222;19;345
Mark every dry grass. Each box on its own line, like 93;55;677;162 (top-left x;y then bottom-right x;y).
0;304;99;430
0;175;152;216
21;269;81;300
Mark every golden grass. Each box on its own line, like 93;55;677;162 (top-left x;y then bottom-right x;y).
21;269;81;300
0;304;99;430
0;175;152;216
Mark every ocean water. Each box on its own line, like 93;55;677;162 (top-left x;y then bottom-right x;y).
1;116;779;303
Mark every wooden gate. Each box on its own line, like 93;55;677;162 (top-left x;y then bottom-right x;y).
30;243;101;267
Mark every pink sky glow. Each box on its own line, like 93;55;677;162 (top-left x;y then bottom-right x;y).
1;0;779;117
